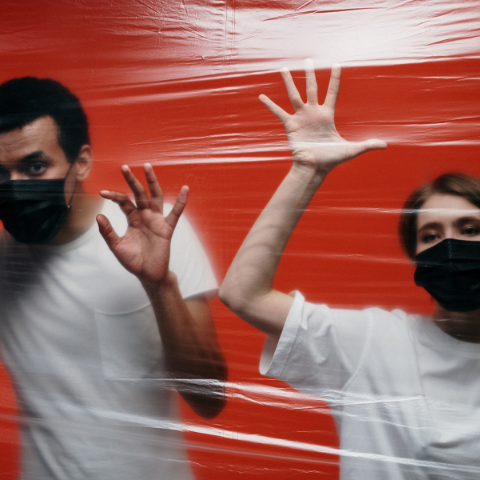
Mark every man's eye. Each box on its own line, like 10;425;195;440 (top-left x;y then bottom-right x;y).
27;163;46;175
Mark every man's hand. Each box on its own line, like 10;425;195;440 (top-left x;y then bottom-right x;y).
260;59;387;174
98;164;227;418
96;163;188;288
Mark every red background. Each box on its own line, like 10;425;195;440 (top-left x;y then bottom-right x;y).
1;1;480;478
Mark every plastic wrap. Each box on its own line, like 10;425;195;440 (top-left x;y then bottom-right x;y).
1;1;480;479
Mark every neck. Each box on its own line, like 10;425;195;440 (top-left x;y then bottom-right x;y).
49;184;103;245
433;305;480;343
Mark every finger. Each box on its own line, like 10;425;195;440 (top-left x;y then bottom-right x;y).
323;64;341;110
165;186;189;229
121;165;149;210
259;94;290;124
100;190;136;216
143;163;163;213
280;67;304;111
347;139;388;158
97;214;121;252
304;58;318;105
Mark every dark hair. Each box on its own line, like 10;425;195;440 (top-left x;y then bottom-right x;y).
399;172;480;259
0;77;90;163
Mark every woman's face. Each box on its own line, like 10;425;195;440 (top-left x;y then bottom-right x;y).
416;193;480;255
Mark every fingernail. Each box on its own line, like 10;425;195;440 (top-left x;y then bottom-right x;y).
100;190;110;195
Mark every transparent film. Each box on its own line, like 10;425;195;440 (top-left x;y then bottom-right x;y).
0;1;480;479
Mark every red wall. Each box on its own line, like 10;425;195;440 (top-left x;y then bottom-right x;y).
1;1;480;478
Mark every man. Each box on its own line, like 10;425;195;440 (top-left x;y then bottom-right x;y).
0;77;227;480
220;59;480;478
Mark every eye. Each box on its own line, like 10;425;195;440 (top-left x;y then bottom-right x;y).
25;162;47;176
421;233;439;243
463;226;480;237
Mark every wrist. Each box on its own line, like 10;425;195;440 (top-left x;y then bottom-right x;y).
290;162;327;186
141;271;178;297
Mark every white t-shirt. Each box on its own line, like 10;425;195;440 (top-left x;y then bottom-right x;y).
0;200;218;480
261;292;480;480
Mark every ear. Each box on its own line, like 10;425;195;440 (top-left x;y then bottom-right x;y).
73;144;93;182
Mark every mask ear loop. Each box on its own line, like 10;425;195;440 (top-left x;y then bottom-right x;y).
64;161;77;210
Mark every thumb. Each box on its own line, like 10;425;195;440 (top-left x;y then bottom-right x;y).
97;214;121;252
348;139;387;158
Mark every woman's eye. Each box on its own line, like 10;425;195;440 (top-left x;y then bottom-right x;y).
463;227;480;236
421;234;438;243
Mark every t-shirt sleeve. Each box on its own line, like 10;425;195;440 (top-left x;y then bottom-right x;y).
260;291;373;395
167;206;218;300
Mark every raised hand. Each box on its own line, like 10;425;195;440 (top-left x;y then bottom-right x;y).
97;164;188;286
259;59;387;174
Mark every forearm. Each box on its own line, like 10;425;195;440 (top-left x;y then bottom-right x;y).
221;61;386;335
219;164;326;334
143;274;227;418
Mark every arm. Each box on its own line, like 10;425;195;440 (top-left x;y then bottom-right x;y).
97;164;227;419
219;59;386;338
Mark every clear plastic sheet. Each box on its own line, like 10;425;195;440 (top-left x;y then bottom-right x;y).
0;1;480;479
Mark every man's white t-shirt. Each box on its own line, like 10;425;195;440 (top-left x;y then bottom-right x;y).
261;292;480;480
0;200;218;480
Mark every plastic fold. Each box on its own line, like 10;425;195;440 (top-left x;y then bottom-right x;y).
0;1;480;479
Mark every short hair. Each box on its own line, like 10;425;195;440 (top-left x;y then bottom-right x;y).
399;172;480;259
0;77;90;163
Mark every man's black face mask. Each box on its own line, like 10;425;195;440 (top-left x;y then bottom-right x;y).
414;238;480;312
0;170;74;245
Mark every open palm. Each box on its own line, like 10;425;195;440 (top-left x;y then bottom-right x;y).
260;59;386;174
97;164;188;286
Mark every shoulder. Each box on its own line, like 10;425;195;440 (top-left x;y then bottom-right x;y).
296;296;410;334
365;306;415;334
0;228;27;263
295;296;416;356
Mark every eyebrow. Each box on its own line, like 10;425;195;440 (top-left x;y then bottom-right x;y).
455;216;480;226
0;151;53;176
18;151;50;163
417;216;480;234
417;222;443;234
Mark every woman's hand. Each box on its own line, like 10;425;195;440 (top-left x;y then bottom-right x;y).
259;59;387;175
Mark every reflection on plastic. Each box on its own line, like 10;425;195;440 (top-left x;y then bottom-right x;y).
1;0;480;479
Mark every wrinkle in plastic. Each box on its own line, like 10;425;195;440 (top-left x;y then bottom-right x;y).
0;0;480;479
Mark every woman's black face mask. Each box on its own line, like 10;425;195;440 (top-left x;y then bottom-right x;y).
0;167;74;245
414;238;480;312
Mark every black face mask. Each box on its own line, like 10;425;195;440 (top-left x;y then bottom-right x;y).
414;238;480;312
0;171;75;245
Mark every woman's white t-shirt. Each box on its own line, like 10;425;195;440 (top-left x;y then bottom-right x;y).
261;292;480;480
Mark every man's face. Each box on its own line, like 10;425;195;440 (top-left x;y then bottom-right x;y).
416;193;480;255
0;116;77;200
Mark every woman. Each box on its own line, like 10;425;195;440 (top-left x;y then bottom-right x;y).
219;59;480;479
